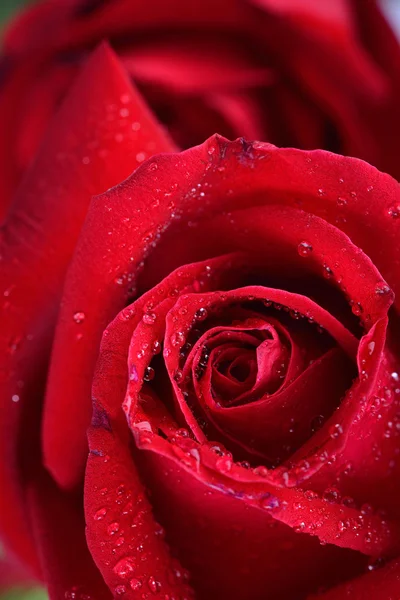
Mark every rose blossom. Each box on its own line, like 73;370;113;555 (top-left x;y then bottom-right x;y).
1;40;400;599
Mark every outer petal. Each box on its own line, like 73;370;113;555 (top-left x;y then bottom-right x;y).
86;426;194;599
0;43;174;571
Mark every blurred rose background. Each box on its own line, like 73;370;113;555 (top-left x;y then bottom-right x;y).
1;3;48;600
0;1;399;599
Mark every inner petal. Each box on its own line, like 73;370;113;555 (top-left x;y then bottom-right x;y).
162;286;359;464
189;319;293;409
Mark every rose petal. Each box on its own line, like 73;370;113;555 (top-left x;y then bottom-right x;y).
85;425;194;599
0;42;174;570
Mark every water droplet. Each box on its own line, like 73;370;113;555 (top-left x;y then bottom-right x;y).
311;414;325;432
329;423;343;439
391;372;399;382
216;456;232;473
337;197;347;206
116;484;126;496
351;302;363;317
323;265;333;279
11;394;20;403
152;340;161;354
114;585;127;596
195;307;208;321
73;312;85;324
144;366;155;382
93;507;107;521
142;312;156;325
253;466;268;477
174;369;183;383
338;520;348;533
170;332;185;347
375;283;391;295
297;242;313;257
147;576;161;594
129;579;142;591
323;487;341;503
107;522;120;536
387;204;400;218
113;557;136;579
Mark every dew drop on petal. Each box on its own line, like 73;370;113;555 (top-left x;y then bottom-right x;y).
322;487;341;503
170;332;185;347
216;456;232;473
73;312;85;324
152;340;161;354
195;307;208;321
114;585;127;596
142;312;157;325
113;557;136;579
174;369;183;383
147;576;161;594
329;423;343;439
253;465;268;477
387;204;400;219
144;366;155;382
93;507;107;521
375;283;391;295
107;522;120;536
129;579;142;591
297;242;313;257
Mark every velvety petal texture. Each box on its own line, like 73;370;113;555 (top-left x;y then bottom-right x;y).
0;0;399;214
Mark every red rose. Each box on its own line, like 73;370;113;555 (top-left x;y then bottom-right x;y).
1;42;400;600
0;0;399;218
